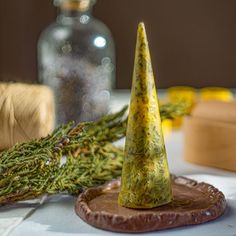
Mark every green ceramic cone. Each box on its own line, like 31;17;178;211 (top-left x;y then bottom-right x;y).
118;22;172;209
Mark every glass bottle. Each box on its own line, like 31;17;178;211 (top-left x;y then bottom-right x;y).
38;0;115;125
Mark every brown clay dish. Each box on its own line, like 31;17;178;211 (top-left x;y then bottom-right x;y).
75;175;226;233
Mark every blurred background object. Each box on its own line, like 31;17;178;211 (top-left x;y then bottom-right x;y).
38;0;115;124
166;86;197;128
1;0;236;88
200;87;234;101
167;87;197;106
0;83;55;150
184;100;236;171
165;86;234;128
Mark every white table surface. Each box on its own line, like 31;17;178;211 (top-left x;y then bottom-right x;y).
10;90;236;236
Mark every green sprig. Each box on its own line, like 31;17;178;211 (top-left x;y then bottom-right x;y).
0;102;187;205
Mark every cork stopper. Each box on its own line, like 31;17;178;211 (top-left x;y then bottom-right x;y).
118;23;172;209
55;0;96;11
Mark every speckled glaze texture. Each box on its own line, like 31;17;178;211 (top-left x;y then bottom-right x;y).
118;23;172;209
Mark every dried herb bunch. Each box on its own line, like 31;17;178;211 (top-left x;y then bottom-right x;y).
159;102;190;120
0;103;188;205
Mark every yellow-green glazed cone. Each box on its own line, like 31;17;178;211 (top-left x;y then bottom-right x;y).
118;23;172;209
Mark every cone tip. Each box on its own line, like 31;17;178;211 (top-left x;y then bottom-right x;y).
137;22;148;45
138;22;146;32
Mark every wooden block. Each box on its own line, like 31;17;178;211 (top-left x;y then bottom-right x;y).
192;100;236;124
184;116;236;171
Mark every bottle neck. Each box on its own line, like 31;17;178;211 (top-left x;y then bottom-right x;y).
56;0;95;23
59;8;92;18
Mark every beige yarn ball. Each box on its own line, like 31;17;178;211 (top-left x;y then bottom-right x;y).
0;83;55;149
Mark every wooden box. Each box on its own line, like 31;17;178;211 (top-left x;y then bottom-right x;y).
183;101;236;171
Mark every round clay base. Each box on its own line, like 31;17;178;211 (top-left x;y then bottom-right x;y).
75;175;226;233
